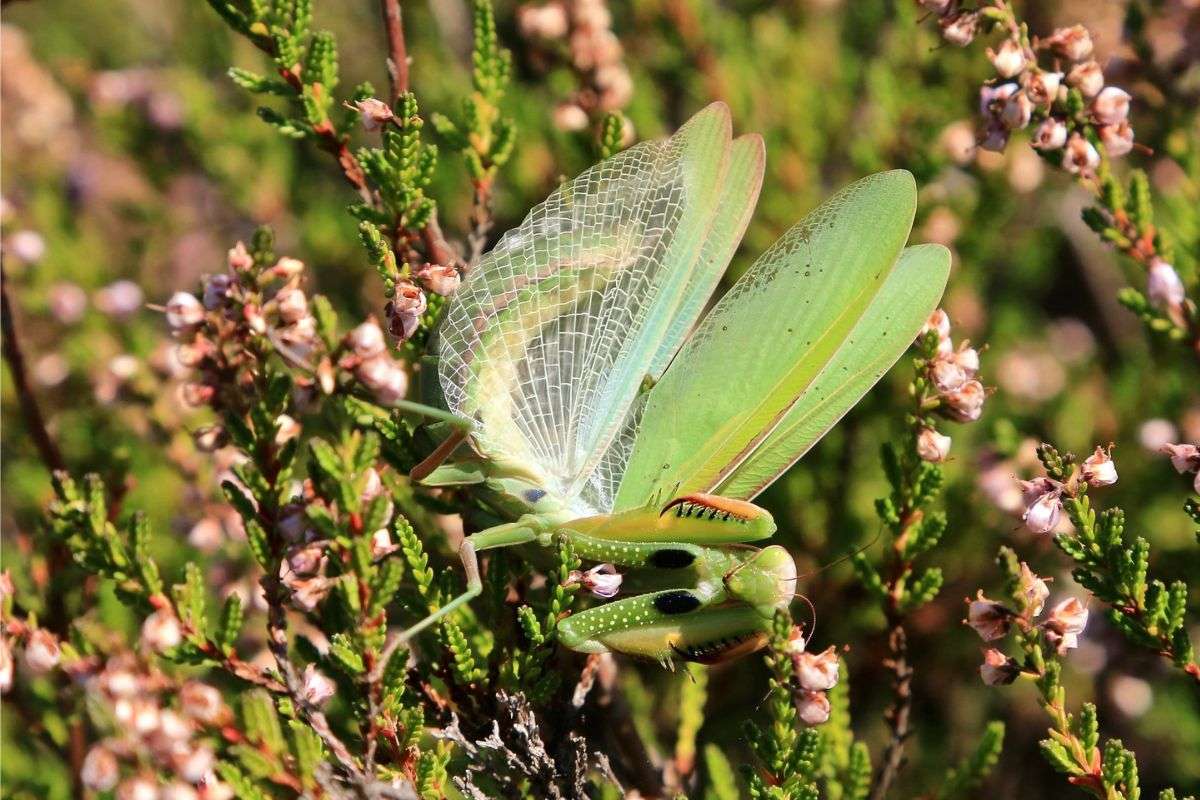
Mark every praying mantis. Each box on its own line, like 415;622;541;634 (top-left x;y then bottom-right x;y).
384;103;949;667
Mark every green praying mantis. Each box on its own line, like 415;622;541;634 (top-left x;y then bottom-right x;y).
381;103;950;668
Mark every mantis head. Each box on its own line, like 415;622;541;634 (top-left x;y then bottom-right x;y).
725;545;798;611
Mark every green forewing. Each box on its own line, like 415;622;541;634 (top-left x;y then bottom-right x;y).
614;170;918;510
715;243;951;499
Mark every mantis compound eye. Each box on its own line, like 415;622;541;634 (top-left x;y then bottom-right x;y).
725;545;798;610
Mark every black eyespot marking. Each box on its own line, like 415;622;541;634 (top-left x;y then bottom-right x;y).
524;488;547;503
654;590;702;615
649;548;696;569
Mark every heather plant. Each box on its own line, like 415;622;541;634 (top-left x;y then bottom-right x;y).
2;1;1198;799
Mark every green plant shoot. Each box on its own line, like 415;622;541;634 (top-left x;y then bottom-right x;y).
385;103;950;668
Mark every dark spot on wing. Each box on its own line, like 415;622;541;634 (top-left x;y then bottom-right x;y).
649;548;696;569
654;590;702;615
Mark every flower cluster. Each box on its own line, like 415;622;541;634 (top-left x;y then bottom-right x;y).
1019;444;1116;534
517;0;634;132
967;561;1089;683
915;309;985;462
785;627;840;726
342;318;410;405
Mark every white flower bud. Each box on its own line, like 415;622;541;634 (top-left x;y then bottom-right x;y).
0;638;12;694
1098;121;1134;157
553;103;590;132
939;11;978;46
141;609;183;653
1045;24;1093;61
1031;117;1068;150
271;257;305;279
987;38;1026;79
81;745;121;791
24;629;61;674
567;563;623;598
9;230;46;263
371;529;398;558
274;414;301;446
300;664;337;707
275;287;308;324
1023;70;1062;106
1000;90;1033;130
941;379;985;422
1092;86;1131;125
1062;133;1100;175
916;428;952;463
1043;597;1088;653
1023;489;1062;534
165;292;204;330
1146;258;1185;312
794;646;839;692
348;320;387;359
795;690;831;725
1067;60;1104;99
1081;445;1118;487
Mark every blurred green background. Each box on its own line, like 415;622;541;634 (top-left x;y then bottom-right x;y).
2;0;1198;797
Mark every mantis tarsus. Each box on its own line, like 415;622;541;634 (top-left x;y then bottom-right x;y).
377;103;950;669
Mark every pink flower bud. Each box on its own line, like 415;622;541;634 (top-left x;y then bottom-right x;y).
348;320;386;359
553;103;590;132
416;263;462;296
917;428;952;463
300;664;337;706
202;274;233;310
1000;90;1033;130
941;379;985;422
1098;121;1134;157
180;681;228;725
165;292;204;330
271;257;305;279
0;639;12;694
978;120;1010;153
174;745;214;783
979;648;1019;685
793;645;839;692
353;97;394;132
243;303;267;335
987;38;1027;79
117;777;158;800
180;382;214;407
49;282;88;325
227;241;253;272
979;82;1018;116
156;709;192;742
918;0;954;14
317;356;336;395
1081;445;1118;487
568;563;623;598
1067;60;1104;99
1032;117;1068;150
1146;258;1185;312
371;529;398;558
275;287;308;324
1023;70;1062;106
290;576;331;611
1022;488;1062;534
1160;443;1200;474
141;609;183;653
939;11;978;46
1062;133;1100;175
1043;597;1088;653
1045;25;1093;61
517;3;569;39
274;414;301;446
931;356;968;394
966;592;1011;641
795;690;831;725
1016;562;1049;615
922;309;951;340
81;745;121;791
1092;86;1131;125
9;230;46;263
162;783;199;800
130;697;160;734
95;280;145;318
386;283;427;341
24;628;61;674
285;543;327;577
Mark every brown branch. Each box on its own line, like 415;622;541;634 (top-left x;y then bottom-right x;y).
379;0;409;105
1;267;66;474
466;179;495;266
870;620;914;800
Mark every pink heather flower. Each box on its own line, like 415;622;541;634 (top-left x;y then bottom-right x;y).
9;230;46;263
202;274;233;310
24;628;61;674
1081;445;1118;487
922;309;951;341
553;103;590;132
156;709;192;742
931;356;967;393
966;592;1011;641
348;320;387;359
517;3;569;39
1062;133;1100;175
1160;443;1200;474
1146;258;1185;312
570;563;623;598
165;291;204;330
1032;117;1068;150
1043;597;1088;653
916;427;952;462
1092;87;1131;125
284;543;327;577
795;690;831;725
953;343;980;377
192;426;227;453
794;646;839;692
939;11;978;47
180;681;228;726
174;745;215;783
95;280;144;317
371;529;398;558
987;38;1026;79
979;82;1018;116
180;382;215;407
980;648;1020;685
130;698;160;735
270;256;305;280
227;241;254;272
785;625;806;655
81;745;121;792
300;664;337;707
1067;60;1105;99
49;282;88;324
1099;121;1134;158
1000;90;1033;130
289;576;331;612
1045;25;1093;61
416;263;462;296
979;120;1010;153
352;97;394;132
918;0;954;14
274;286;308;324
141;609;183;653
941;379;985;422
1023;70;1062;106
0;638;12;694
1023;488;1063;534
1016;563;1050;615
162;783;199;800
386;282;427;340
274;414;301;446
117;777;159;800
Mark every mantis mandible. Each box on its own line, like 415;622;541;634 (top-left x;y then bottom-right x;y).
379;103;950;668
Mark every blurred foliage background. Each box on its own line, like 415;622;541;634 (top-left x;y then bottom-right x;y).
2;0;1198;797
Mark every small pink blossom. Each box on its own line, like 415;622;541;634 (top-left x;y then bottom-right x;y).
289;576;331;611
987;38;1026;79
921;309;951;341
284;542;327;577
1031;117;1068;150
939;11;978;47
1160;443;1200;474
274;287;308;324
1044;25;1093;62
0;639;12;694
1000;90;1033;130
1092;87;1131;125
793;646;839;692
941;379;986;422
1022;488;1063;534
553;103;590;132
386;282;427;341
795;690;831;725
1098;121;1134;158
165;292;204;330
141;609;183;653
966;592;1012;641
1081;445;1118;487
352;98;394;132
180;681;228;725
24;628;61;674
348;320;387;359
1023;70;1062;106
1016;562;1049;615
1067;60;1104;99
371;529;398;558
271;257;305;280
980;648;1020;686
81;745;121;791
174;745;214;783
568;563;623;598
416;263;462;296
916;428;952;463
202;274;233;310
1043;597;1088;653
300;664;337;706
117;777;159;800
1146;258;1185;313
227;241;253;272
95;280;144;317
931;356;967;394
1062;133;1100;175
517;3;569;39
